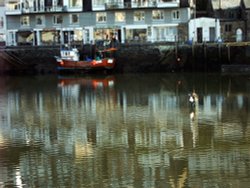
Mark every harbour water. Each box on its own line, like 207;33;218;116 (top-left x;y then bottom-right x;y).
0;73;249;187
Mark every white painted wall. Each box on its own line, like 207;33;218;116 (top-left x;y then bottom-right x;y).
0;6;6;43
188;17;221;42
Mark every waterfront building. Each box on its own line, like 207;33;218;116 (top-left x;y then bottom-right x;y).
0;0;6;46
242;0;250;41
4;0;193;46
207;0;245;42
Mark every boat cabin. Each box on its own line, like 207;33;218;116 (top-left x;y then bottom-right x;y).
60;48;80;61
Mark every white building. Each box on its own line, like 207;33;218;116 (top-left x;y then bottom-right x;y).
0;0;6;45
4;0;193;46
188;17;221;43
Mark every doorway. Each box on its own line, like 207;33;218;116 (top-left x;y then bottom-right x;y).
209;27;215;42
197;27;202;43
236;28;243;42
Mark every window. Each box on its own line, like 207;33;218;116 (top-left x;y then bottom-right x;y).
225;24;232;32
152;10;164;20
36;15;45;26
69;0;82;7
53;15;63;24
228;11;234;19
154;27;177;41
134;11;145;22
70;14;79;24
56;0;63;6
96;12;107;23
6;2;20;11
20;16;30;26
0;17;3;29
93;0;105;6
134;0;147;6
126;29;147;41
73;30;83;41
172;10;180;20
115;12;125;22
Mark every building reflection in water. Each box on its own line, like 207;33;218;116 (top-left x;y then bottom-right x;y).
0;73;249;187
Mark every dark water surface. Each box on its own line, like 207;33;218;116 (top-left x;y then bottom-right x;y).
0;73;250;188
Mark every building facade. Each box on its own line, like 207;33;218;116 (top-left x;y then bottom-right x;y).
0;0;6;45
207;0;245;42
242;0;250;41
4;0;192;46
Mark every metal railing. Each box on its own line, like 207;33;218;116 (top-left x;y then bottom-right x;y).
104;1;157;10
5;5;83;14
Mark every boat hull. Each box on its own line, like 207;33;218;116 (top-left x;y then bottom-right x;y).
57;58;115;72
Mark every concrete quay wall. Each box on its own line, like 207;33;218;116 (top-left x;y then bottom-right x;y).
0;43;249;74
115;42;250;73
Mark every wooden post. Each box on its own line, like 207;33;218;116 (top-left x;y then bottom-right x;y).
192;40;195;57
175;40;178;60
227;45;231;63
203;42;207;70
218;43;221;63
204;42;207;59
192;41;195;70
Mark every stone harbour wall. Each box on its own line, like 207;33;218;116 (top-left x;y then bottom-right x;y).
0;42;249;74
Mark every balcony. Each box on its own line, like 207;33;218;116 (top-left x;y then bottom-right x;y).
5;3;22;15
124;2;132;8
104;1;157;10
44;6;65;12
6;5;69;15
5;9;22;15
131;1;157;8
105;2;124;10
157;0;179;8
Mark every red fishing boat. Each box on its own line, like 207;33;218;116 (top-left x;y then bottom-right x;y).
55;46;117;72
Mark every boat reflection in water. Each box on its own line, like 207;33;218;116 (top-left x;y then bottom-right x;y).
0;73;250;187
58;75;115;89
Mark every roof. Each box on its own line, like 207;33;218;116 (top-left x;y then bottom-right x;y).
211;0;241;9
243;0;250;8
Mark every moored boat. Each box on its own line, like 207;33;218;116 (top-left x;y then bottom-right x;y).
55;46;117;72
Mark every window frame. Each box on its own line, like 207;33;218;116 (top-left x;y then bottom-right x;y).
70;14;79;24
36;15;45;26
96;12;107;23
115;12;125;23
20;16;30;27
134;11;145;22
172;10;180;20
53;15;63;25
152;10;164;21
225;24;232;32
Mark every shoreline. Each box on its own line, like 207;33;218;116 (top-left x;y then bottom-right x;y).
0;42;250;74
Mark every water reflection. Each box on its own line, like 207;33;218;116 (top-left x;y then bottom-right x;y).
0;73;249;187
